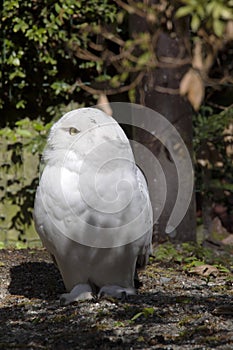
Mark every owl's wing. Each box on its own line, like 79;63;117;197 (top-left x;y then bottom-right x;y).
134;166;153;268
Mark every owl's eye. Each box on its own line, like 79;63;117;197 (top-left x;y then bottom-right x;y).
69;127;79;136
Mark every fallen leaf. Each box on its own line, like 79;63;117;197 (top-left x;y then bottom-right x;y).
189;264;219;277
180;68;204;111
223;123;233;157
225;20;233;41
160;277;172;285
222;234;233;246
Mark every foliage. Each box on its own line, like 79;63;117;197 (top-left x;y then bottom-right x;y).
0;118;52;153
153;242;233;272
193;106;233;205
1;0;118;125
1;0;232;125
176;0;233;36
130;307;155;322
194;107;233;147
0;118;51;244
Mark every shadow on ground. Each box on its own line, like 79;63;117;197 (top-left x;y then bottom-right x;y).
9;262;65;300
0;249;232;349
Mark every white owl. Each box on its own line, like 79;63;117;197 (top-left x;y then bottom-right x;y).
34;108;153;305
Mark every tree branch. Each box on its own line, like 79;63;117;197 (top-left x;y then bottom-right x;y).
76;71;145;95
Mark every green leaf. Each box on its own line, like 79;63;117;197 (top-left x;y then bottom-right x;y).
15;118;30;127
214;265;230;274
212;3;224;19
137;52;151;66
143;307;155;316
120;72;129;82
206;1;215;15
114;321;125;327
15;241;27;249
16;100;26;109
12;57;20;66
32;121;46;132
196;4;205;18
9;70;26;80
16;129;32;137
110;75;121;88
191;14;201;31
55;3;61;14
213;19;225;37
0;242;6;250
175;5;193;18
221;8;233;20
131;312;143;322
13;20;29;33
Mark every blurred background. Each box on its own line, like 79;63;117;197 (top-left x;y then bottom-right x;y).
0;0;232;247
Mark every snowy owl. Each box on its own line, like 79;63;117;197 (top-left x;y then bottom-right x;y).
34;107;153;305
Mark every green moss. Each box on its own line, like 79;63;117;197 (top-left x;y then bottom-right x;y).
153;242;232;275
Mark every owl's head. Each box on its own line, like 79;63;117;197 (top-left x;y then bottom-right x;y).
43;107;130;165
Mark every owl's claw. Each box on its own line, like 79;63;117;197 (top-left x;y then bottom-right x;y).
98;285;136;300
60;283;94;306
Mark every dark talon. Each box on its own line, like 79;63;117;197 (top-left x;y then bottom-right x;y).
121;291;127;301
98;291;105;299
60;297;66;306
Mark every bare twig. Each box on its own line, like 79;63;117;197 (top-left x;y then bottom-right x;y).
154;85;180;95
114;0;145;18
157;56;191;68
76;71;145;95
89;42;104;52
101;30;125;46
73;47;102;62
207;102;233;111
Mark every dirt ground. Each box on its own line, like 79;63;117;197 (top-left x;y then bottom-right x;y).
0;247;232;350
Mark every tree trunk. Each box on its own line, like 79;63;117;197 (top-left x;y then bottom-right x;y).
130;6;196;242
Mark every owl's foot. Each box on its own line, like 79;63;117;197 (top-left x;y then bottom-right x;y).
98;285;136;300
60;283;93;306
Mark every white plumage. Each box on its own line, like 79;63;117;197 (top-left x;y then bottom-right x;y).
34;107;153;304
